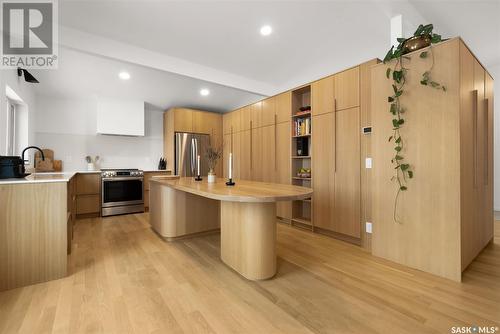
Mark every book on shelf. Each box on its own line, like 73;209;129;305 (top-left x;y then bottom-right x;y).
293;117;311;136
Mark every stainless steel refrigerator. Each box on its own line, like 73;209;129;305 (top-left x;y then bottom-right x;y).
175;132;211;177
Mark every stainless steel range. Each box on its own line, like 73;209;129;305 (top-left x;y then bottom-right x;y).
101;168;144;217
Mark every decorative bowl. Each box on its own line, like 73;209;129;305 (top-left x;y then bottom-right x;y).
402;35;431;54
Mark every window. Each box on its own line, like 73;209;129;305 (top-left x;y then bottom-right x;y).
6;100;16;156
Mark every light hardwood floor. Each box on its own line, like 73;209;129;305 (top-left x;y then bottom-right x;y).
0;214;499;334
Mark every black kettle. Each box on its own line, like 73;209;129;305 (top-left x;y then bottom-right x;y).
0;146;45;179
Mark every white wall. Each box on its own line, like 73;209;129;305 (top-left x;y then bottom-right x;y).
0;69;37;157
491;64;500;210
34;95;164;171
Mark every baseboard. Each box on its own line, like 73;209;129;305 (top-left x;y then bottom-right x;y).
314;227;362;246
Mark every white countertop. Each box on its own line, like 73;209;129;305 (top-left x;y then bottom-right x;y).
0;172;78;185
0;169;172;185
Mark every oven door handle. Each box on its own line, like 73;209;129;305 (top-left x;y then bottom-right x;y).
102;177;144;182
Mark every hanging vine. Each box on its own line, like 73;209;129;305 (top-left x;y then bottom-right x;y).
383;24;446;223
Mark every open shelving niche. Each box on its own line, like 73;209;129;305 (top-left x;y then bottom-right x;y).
290;85;312;230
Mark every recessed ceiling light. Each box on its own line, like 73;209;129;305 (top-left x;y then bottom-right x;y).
260;25;272;36
200;88;210;96
118;71;131;80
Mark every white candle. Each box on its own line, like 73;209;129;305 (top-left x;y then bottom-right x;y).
197;155;200;176
229;153;233;179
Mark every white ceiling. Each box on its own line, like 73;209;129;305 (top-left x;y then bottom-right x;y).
31;48;264;112
32;0;500;112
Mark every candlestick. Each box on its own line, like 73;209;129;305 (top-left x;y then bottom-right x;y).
226;152;235;186
195;154;202;181
197;155;200;176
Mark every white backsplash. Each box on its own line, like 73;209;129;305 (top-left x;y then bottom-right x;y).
34;95;165;171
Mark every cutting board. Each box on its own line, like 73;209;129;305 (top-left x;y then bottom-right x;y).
35;149;55;172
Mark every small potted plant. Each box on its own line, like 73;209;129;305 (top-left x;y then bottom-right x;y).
205;141;223;183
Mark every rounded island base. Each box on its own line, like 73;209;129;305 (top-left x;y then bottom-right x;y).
220;201;277;280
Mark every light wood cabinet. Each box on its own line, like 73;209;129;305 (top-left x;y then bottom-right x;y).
333;107;360;238
261;97;275;127
312;75;334;116
67;175;76;254
334;67;359;110
226;130;251;180
223;112;232;135
76;173;100;217
371;38;494;281
240;105;251;131
276;121;291;219
173;108;193;132
237;130;252;180
250;124;276;182
76;195;100;215
231;109;242;133
250;102;263;129
144;171;171;211
275;92;291;124
76;173;100;195
164;108;223;175
261;124;276;182
219;60;375;239
250;127;263;181
312;112;335;230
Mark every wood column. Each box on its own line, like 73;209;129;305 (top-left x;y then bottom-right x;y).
220;201;277;280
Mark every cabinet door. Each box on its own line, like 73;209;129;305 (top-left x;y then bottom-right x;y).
223;113;232;135
251;127;263;181
232;109;242;133
239;130;252;180
334;107;361;238
334;67;360;111
484;71;494;244
275;92;291;124
76;174;100;195
240;105;251;131
76;195;100;215
261;97;275;127
223;133;232;178
261;124;276;182
276;121;291;219
174;108;193;132
232;130;251;180
312;113;335;230
312;75;334;116
250;101;263;129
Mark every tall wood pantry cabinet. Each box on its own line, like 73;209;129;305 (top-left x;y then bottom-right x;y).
223;93;291;219
311;62;375;242
371;38;494;281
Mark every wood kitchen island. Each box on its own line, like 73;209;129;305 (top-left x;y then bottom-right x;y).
149;176;313;280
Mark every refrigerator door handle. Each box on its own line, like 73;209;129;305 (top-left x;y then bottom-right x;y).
191;138;196;176
194;138;199;175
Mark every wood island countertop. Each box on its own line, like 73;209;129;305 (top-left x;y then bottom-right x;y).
150;176;312;203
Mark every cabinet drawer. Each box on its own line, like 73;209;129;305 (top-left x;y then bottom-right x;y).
76;194;100;215
76;174;100;195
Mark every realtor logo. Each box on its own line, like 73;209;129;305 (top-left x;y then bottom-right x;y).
1;0;58;68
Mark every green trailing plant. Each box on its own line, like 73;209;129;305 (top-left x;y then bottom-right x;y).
382;24;446;223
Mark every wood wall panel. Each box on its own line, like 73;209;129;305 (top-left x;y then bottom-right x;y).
0;182;67;291
372;39;462;281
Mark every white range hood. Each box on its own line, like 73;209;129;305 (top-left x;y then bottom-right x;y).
96;98;145;136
